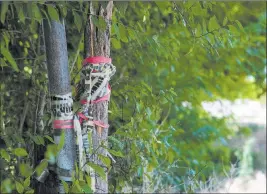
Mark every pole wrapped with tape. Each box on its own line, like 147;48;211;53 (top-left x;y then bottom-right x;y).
74;56;116;191
43;18;76;193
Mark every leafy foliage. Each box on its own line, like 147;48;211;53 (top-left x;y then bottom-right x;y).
0;1;266;193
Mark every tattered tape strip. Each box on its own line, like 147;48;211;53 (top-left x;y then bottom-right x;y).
77;113;93;127
84;63;110;73
73;116;86;169
91;77;110;100
93;120;109;128
80;92;110;104
77;112;89;121
83;121;94;127
77;113;108;128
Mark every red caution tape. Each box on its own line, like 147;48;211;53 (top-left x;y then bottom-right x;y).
53;120;74;129
93;120;109;128
83;56;112;66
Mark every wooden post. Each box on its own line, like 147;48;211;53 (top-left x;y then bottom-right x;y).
44;18;75;193
84;2;113;193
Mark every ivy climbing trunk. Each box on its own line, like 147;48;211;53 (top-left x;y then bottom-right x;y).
44;18;75;193
84;1;113;193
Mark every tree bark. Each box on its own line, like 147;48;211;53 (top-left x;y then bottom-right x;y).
84;1;113;193
44;18;75;193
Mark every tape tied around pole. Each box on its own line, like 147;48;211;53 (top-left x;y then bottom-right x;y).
53;119;74;129
93;120;109;128
83;56;112;66
73;56;115;192
56;167;73;182
51;93;73;120
80;88;111;105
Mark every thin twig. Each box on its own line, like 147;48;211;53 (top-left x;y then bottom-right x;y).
81;144;102;169
173;2;195;37
70;35;83;73
37;92;46;133
195;28;222;39
158;104;171;131
19;99;29;136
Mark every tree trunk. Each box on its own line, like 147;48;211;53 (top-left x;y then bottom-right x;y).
43;18;75;193
84;2;113;193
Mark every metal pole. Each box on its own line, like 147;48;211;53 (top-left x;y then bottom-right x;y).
43;18;75;193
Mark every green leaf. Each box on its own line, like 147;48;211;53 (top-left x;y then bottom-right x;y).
57;132;65;151
18;6;25;24
1;47;19;72
19;163;33;178
108;149;124;157
111;38;121;49
223;17;228;26
228;24;240;35
145;107;152;117
47;5;59;21
35;159;48;177
85;175;91;188
208;15;220;31
33;135;45;145
62;180;69;193
86;162;106;180
98;17;106;30
235;20;244;33
202;18;207;33
25;189;35;194
208;34;215;45
60;3;68;18
81;183;92;193
91;16;106;30
1;179;12;193
91;15;99;27
70;184;82;193
196;24;202;37
115;2;128;14
16;181;24;194
169;88;177;97
14;148;28;157
0;58;7;67
167;148;174;164
41;7;50;26
99;154;111;168
160;96;168;104
38;135;45;145
45;144;58;164
141;81;152;92
78;180;93;193
14;3;25;24
2;31;10;46
23;177;31;188
32;3;42;22
44;135;55;143
137;166;143;177
118;24;128;43
26;2;33;18
127;28;136;40
73;11;82;32
73;180;83;193
155;2;169;11
0;149;10;162
112;23;120;39
0;2;9;24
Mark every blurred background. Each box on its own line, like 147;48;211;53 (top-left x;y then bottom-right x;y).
0;1;266;193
